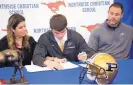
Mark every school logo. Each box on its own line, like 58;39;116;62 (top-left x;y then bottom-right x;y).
81;23;100;32
41;0;66;13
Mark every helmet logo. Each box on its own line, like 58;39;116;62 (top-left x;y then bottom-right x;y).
106;63;118;72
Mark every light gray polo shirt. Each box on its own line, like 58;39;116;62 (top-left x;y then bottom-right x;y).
88;21;133;59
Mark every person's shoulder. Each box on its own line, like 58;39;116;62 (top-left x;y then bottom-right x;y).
121;23;133;28
41;30;51;36
38;30;52;40
0;36;7;42
29;36;34;40
68;29;81;36
91;23;104;33
121;23;133;31
29;36;36;42
68;29;77;33
67;29;86;40
0;36;8;51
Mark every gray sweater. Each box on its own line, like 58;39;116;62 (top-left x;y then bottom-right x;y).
88;21;133;59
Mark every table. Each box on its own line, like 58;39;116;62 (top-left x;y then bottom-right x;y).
0;59;133;84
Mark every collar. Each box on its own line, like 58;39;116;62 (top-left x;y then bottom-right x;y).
104;19;121;30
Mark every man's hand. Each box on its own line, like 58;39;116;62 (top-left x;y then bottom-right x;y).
54;58;67;63
78;52;87;62
46;56;67;63
43;60;64;70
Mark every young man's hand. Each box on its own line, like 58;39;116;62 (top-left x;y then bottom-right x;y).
78;52;87;62
54;58;67;63
46;56;67;63
43;59;64;70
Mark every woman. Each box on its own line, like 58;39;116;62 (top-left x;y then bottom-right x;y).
0;14;36;67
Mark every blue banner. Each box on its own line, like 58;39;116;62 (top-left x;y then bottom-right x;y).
115;0;133;27
115;0;133;58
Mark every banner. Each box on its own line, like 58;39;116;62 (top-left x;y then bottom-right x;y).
0;0;113;42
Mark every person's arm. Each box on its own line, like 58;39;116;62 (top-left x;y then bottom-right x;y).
88;29;99;52
29;36;37;55
0;36;7;51
0;39;3;51
0;36;8;67
32;35;47;66
77;33;95;61
32;34;66;69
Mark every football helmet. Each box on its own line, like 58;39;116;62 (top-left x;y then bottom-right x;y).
79;53;118;84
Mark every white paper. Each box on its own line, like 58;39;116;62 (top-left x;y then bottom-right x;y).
25;62;79;72
25;65;51;72
61;62;79;70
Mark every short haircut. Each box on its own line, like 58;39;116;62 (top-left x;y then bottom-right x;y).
109;2;124;13
50;14;67;31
